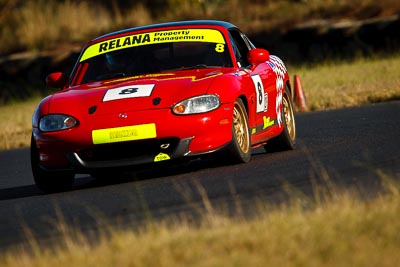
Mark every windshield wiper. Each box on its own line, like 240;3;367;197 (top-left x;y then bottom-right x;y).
162;64;212;72
180;64;209;70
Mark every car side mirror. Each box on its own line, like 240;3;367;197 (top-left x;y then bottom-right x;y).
247;48;270;65
46;72;68;88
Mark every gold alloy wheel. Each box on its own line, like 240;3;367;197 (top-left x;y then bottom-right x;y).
283;96;296;141
232;102;250;153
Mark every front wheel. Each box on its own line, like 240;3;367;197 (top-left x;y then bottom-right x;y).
264;87;296;152
226;99;251;163
31;136;74;193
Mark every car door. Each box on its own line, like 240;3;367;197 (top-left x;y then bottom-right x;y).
228;29;277;144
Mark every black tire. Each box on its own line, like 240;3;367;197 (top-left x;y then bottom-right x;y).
31;136;74;193
226;99;251;163
264;87;296;152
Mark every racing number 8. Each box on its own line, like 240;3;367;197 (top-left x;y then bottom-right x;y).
215;44;224;53
257;82;263;105
251;74;265;113
119;88;138;95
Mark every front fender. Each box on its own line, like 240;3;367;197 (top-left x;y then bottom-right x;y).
32;95;52;128
206;72;250;104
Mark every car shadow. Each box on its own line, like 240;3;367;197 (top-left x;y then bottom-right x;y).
0;148;268;201
0;160;219;200
0;184;44;200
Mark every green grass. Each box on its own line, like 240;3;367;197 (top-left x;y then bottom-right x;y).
1;178;400;266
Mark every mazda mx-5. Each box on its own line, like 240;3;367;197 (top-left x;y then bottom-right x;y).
31;20;296;192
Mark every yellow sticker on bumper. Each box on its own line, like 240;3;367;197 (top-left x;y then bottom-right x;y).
92;123;156;144
154;153;170;162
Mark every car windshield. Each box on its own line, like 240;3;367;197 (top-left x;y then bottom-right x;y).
72;28;233;85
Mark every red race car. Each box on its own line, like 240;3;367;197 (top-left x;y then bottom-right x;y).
31;20;296;192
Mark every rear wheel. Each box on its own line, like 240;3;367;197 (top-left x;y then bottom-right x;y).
226;99;251;163
264;87;296;152
31;136;74;193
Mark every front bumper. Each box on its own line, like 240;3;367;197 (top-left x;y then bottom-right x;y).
33;103;233;171
66;137;193;170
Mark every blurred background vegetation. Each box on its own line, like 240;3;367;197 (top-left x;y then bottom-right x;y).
0;0;399;104
1;0;399;55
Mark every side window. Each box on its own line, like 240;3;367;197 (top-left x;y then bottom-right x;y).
229;29;251;68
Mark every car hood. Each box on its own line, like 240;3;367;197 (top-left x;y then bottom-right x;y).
47;69;227;116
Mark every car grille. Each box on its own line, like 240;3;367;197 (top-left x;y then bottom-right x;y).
78;138;180;162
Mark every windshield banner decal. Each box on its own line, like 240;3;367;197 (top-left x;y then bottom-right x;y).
80;29;226;62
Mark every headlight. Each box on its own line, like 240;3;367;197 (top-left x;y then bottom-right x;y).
39;114;78;132
172;94;220;115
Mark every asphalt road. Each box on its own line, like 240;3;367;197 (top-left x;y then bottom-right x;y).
0;101;399;252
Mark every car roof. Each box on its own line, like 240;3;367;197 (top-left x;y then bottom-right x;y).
92;20;238;42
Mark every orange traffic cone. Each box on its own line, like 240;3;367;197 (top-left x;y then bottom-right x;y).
293;74;308;112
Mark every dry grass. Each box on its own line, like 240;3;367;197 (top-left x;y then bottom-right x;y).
290;54;400;110
16;1;110;49
1;179;400;266
0;1;152;53
167;0;400;32
1;0;400;54
0;98;38;150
